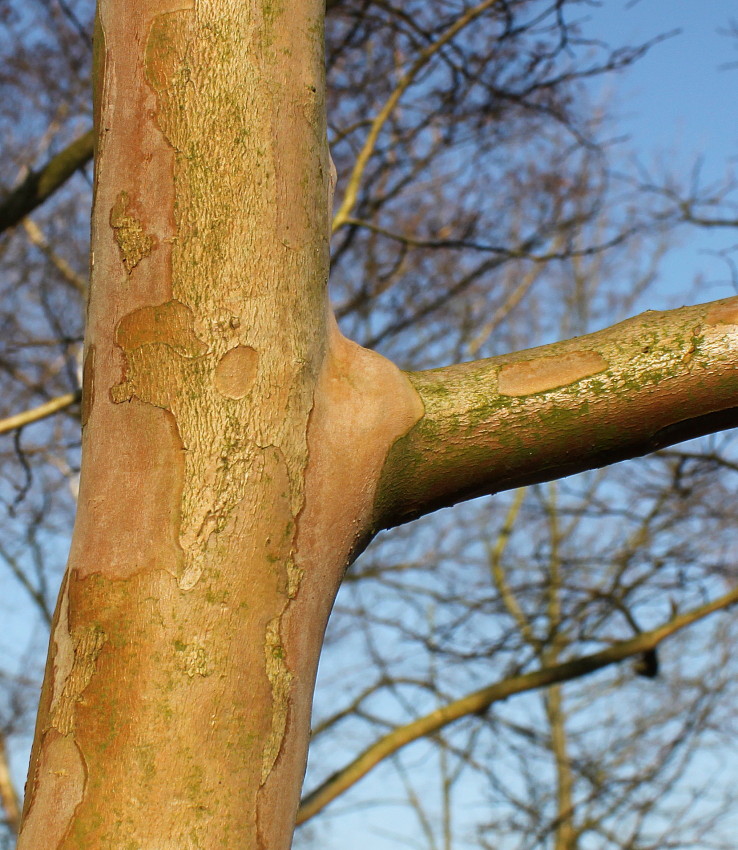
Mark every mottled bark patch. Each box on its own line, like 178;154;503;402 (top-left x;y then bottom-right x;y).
176;636;214;678
681;325;703;366
49;582;74;725
498;350;607;397
116;299;208;357
50;627;107;736
144;10;193;151
214;345;259;399
286;559;304;599
111;300;208;407
110;191;157;274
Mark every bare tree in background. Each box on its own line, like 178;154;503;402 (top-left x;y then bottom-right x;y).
0;1;737;847
302;225;738;850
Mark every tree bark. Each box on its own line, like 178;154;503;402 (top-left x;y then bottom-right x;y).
17;2;421;847
376;297;738;528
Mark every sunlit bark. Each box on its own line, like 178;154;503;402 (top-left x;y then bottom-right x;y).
16;1;738;847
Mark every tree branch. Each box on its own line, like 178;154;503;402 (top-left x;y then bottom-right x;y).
0;392;80;437
23;219;88;294
374;296;738;529
0;732;20;836
331;0;501;233
0;129;94;235
297;586;738;824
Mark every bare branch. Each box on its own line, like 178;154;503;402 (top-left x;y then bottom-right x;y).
332;0;501;233
0;392;80;437
0;540;54;625
0;732;20;836
341;216;636;262
297;586;738;824
23;219;88;294
374;297;738;530
0;129;94;235
488;488;537;645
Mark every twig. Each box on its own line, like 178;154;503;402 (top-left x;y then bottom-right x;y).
0;392;80;437
297;586;738;823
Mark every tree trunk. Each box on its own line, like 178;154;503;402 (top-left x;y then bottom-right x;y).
16;1;421;847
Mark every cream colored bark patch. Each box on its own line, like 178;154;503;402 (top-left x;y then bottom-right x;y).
111;300;209;406
49;583;74;723
110;191;157;273
50;626;107;736
498;350;607;397
214;345;258;399
262;617;293;784
286;559;304;600
706;302;738;326
15;731;85;850
178;637;213;678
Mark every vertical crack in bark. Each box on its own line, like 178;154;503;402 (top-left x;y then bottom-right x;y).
258;444;308;785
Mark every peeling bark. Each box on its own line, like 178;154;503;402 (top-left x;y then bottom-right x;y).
20;0;335;846
497;350;607;397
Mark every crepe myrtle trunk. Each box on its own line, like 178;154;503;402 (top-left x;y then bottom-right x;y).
16;1;738;848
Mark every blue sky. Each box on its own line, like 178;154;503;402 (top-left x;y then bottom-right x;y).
593;2;736;140
584;1;738;306
587;1;737;171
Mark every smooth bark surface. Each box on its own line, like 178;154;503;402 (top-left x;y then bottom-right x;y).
376;297;738;528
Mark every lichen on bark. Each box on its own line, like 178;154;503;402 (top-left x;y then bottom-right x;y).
20;1;337;845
